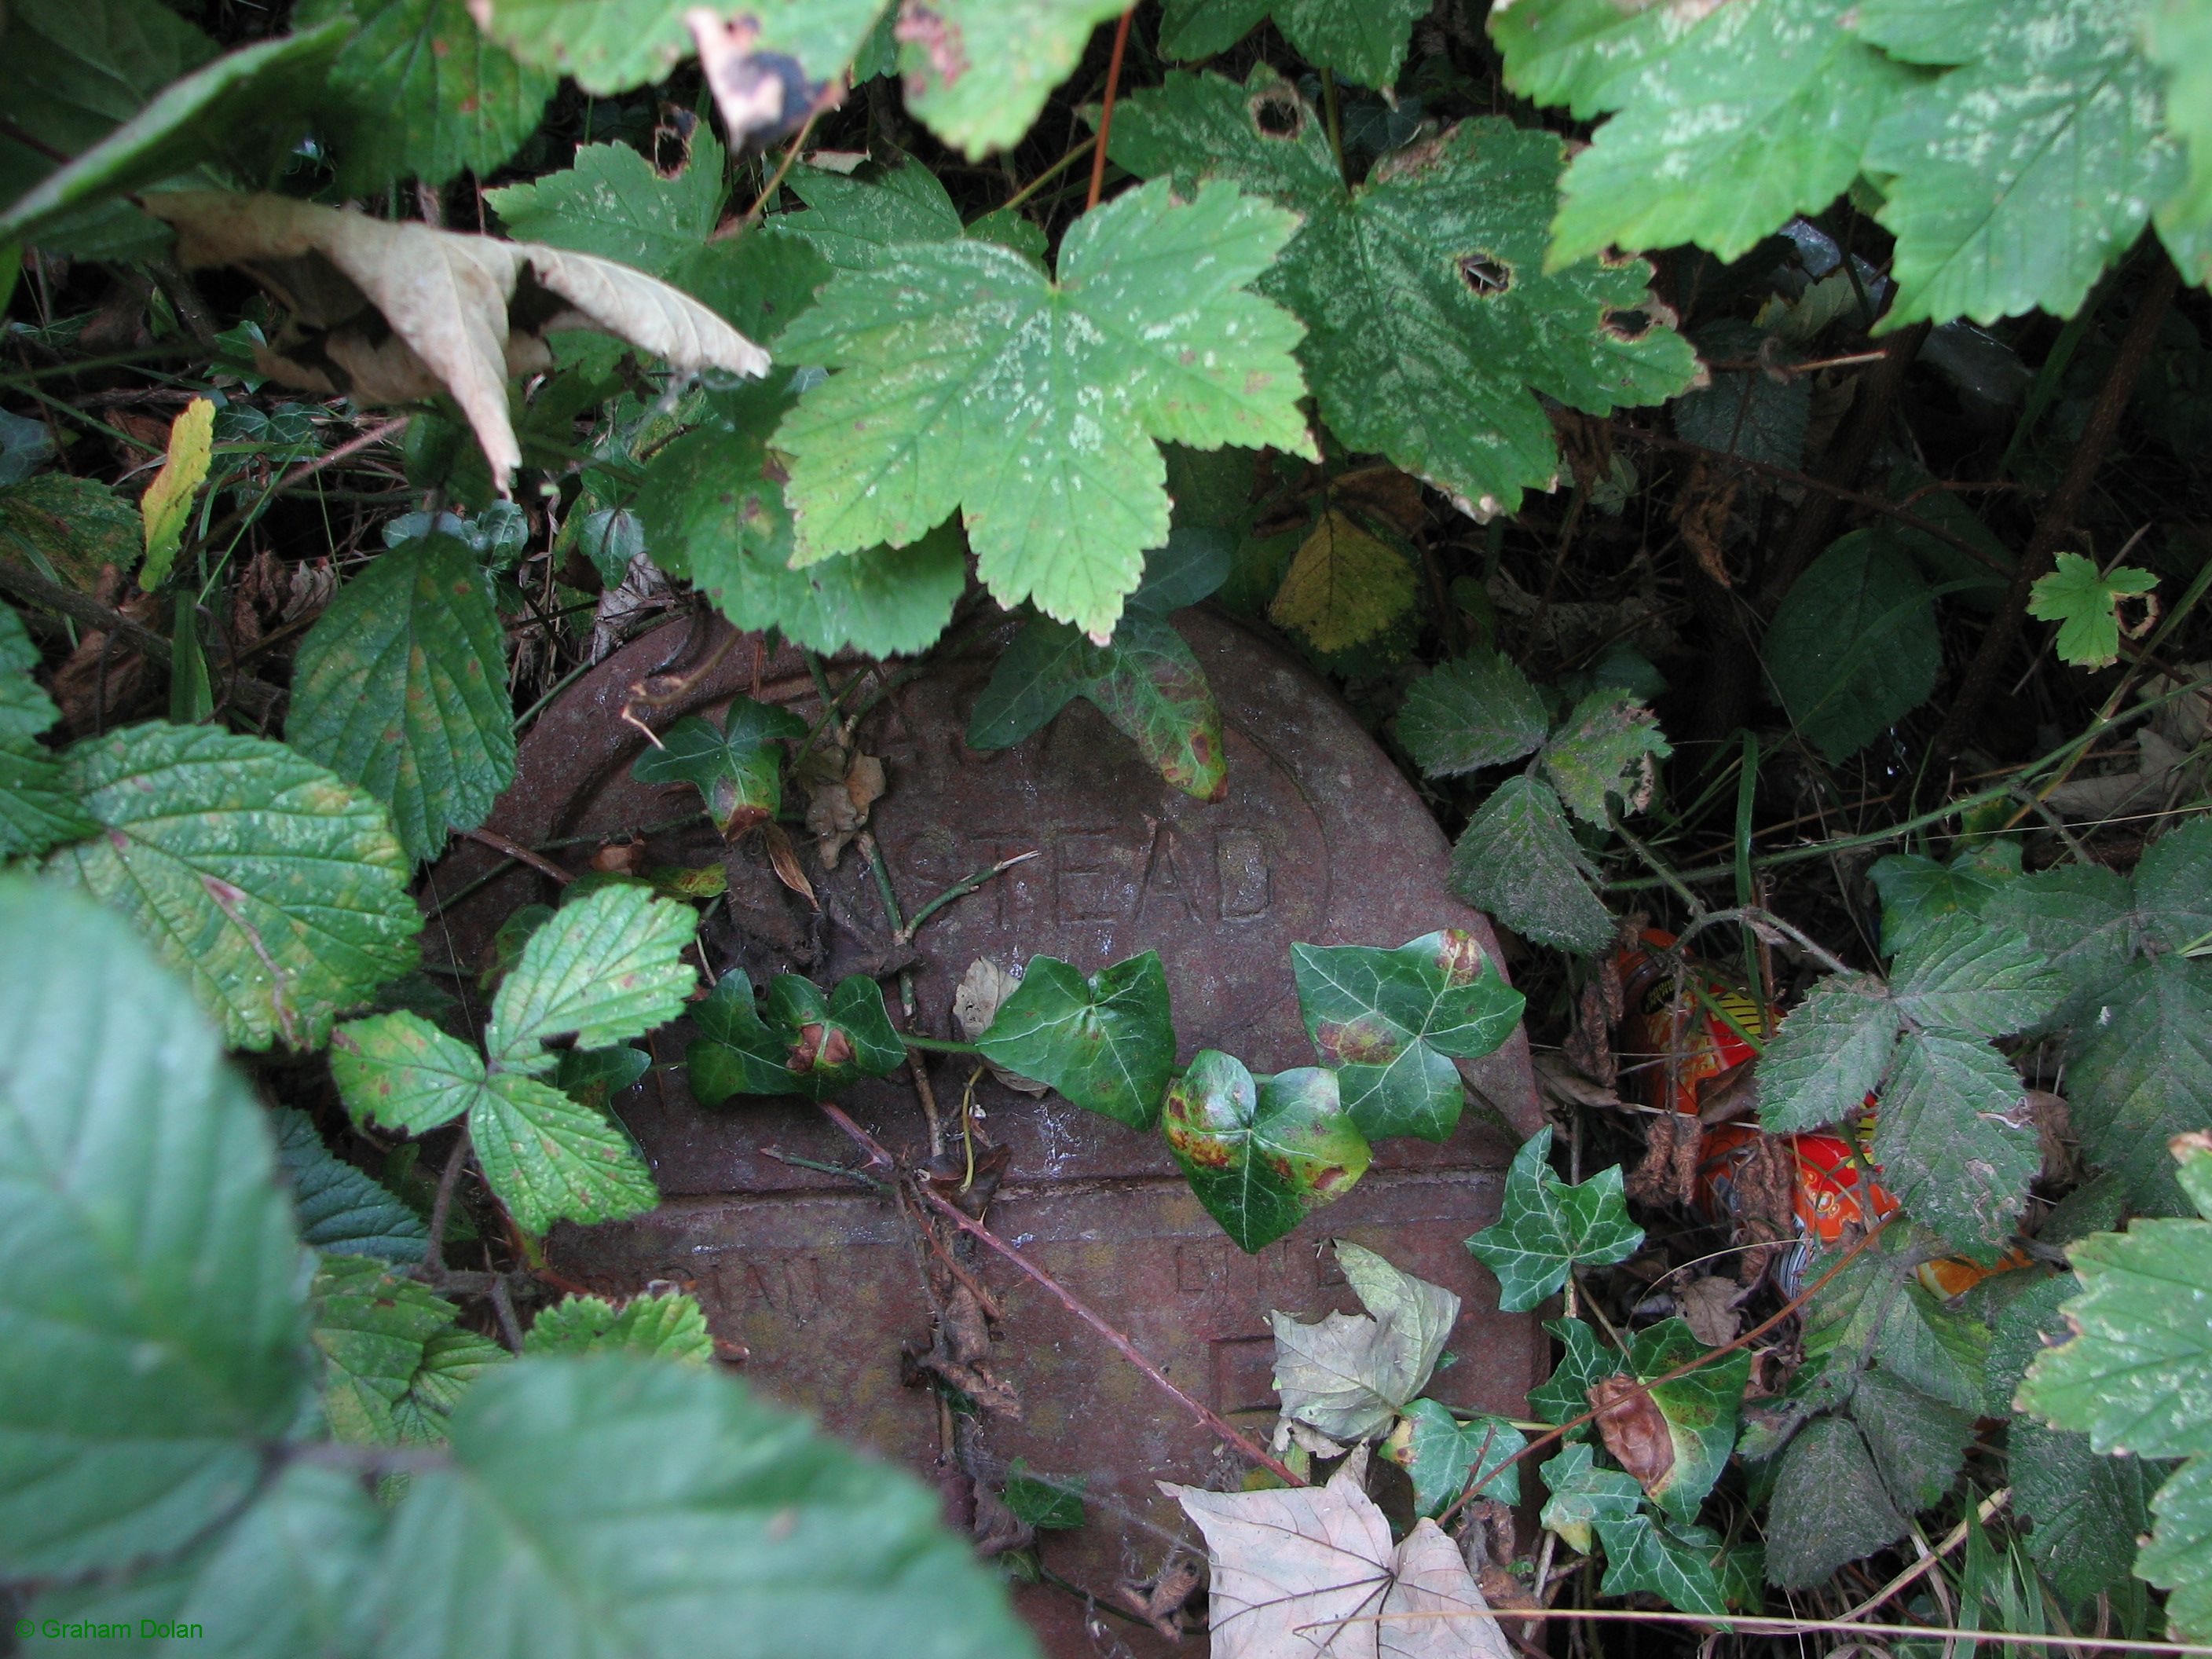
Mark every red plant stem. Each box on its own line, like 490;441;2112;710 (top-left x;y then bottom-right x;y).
1086;9;1135;214
816;1100;1307;1486
461;826;573;886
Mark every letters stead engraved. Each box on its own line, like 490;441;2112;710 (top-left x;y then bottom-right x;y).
900;819;1280;930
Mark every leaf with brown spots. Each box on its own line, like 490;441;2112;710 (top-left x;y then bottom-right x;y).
687;967;906;1102
1162;1051;1372;1252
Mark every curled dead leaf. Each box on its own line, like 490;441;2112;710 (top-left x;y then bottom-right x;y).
953;958;1051;1095
1588;1373;1675;1494
144;192;771;490
800;746;884;869
1675;1275;1745;1348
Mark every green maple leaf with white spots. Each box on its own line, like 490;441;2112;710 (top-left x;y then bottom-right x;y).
773;176;1313;641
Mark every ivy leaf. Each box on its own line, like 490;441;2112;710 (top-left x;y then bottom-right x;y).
1765;529;1940;763
0;601;95;857
1763;1415;1907;1589
372;1355;1039;1659
969;610;1229;800
1267;507;1418;656
2027;551;2159;669
1111;74;1696;517
638;384;969;660
1465;1128;1644;1313
1593;1510;1728;1617
270;1106;427;1263
485;885;698;1075
1755;972;1897;1133
1389;1401;1526;1515
46;722;421;1051
312;1254;460;1444
774;176;1313;642
2064;954;2212;1213
0;882;307;1576
1448;774;1615;953
972;952;1175;1130
1529;1317;1626;1435
1536;0;1915;267
1613;1319;1753;1522
1159;0;1429;87
687;969;907;1104
1291;929;1525;1141
1160;1052;1372;1253
303;0;555;192
1397;650;1550;777
1270;1241;1459;1441
329;1009;489;1134
1540;687;1670;826
471;1072;659;1233
1862;0;2179;327
287;534;516;864
484;130;723;278
523;1290;714;1362
137;395;214;591
632;697;807;838
1537;1442;1640;1553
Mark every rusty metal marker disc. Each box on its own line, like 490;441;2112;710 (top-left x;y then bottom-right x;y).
427;609;1544;1655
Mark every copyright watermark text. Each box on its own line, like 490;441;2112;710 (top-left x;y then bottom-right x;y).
15;1621;203;1642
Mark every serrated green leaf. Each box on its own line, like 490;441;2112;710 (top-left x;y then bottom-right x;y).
1983;862;2140;1024
330;1009;489;1133
373;1355;1038;1658
972;952;1174;1130
1870;845;2021;956
1488;0;1698;119
46;722;421;1051
1529;1317;1628;1435
1537;1442;1639;1552
895;0;1128;159
1466;1128;1643;1313
1161;1052;1371;1253
388;1324;507;1442
1766;529;1940;762
1763;1414;1906;1589
1448;773;1614;953
485;884;698;1075
1866;0;2177;328
1267;507;1417;655
0;474;142;591
304;0;555;192
688;969;908;1104
1756;972;1897;1133
1855;1366;1975;1511
471;1071;658;1232
1540;0;1914;267
775;176;1312;641
2028;551;2160;668
0;601;95;856
271;1106;427;1262
1159;0;1428;87
525;1290;713;1361
485;130;724;276
1270;1240;1459;1441
1396;650;1549;777
772;156;966;272
2139;1455;2212;1642
467;0;884;93
1389;1400;1525;1515
1802;1225;1994;1414
2147;0;2212;237
1111;76;1696;517
1540;687;1669;826
1892;912;2065;1037
0;881;306;1576
287;536;516;864
2135;815;2212;954
2064;954;2212;1212
1593;1510;1727;1616
2012;1418;2158;1604
1291;929;1525;1141
632;697;805;838
313;1254;460;1444
1001;1460;1085;1530
1875;1026;2038;1261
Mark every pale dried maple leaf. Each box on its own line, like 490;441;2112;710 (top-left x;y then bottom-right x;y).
144;192;771;489
1163;1448;1511;1659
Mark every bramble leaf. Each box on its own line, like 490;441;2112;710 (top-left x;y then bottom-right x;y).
1111;74;1696;518
1397;650;1549;778
1159;0;1429;88
287;534;516;864
1466;1128;1644;1313
0;881;307;1576
972;952;1175;1130
46;722;421;1051
1270;1242;1459;1442
775;177;1311;642
1763;1415;1906;1589
1540;687;1669;826
632;697;807;838
470;1072;658;1233
2027;551;2160;669
2064;954;2212;1212
1755;972;1896;1133
1160;1053;1371;1253
1765;530;1940;762
0;600;93;857
485;885;698;1075
1448;774;1615;953
1291;929;1525;1141
312;1254;460;1445
330;1009;488;1134
524;1291;713;1362
271;1106;428;1263
1268;507;1417;655
1890;913;2064;1038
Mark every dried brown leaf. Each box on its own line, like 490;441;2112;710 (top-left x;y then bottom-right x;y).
954;958;1049;1095
1588;1373;1675;1494
145;192;771;489
1676;1274;1744;1347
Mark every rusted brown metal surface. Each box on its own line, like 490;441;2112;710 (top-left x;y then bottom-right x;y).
426;608;1546;1656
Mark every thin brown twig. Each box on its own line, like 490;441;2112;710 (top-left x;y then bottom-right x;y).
1086;9;1135;213
1843;1489;2009;1622
815;1099;1307;1486
423;1132;471;1276
1315;1606;2205;1654
461;826;573;885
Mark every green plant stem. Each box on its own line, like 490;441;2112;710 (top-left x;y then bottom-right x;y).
898;849;1038;943
900;1033;982;1055
1001;141;1093;213
1320;68;1346;183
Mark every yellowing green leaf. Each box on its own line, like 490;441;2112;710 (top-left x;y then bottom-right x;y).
1269;509;1415;654
524;1290;713;1361
137;394;214;590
